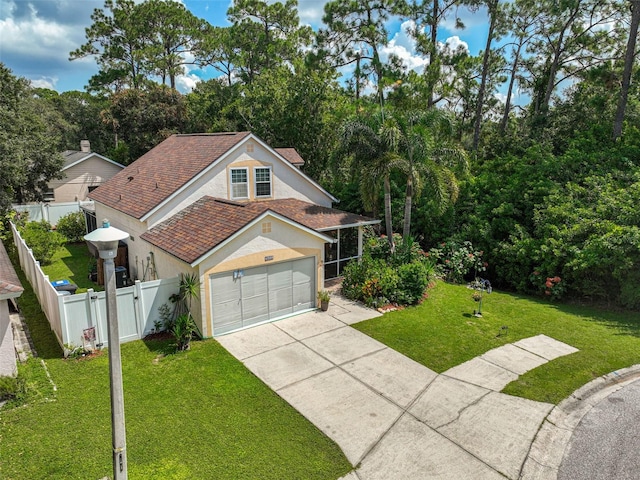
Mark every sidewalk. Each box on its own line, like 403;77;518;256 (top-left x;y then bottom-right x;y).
217;294;583;479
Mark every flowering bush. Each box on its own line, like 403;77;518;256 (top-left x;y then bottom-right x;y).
428;241;487;284
342;235;434;307
530;271;566;300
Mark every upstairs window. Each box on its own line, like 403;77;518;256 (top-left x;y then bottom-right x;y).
230;168;249;199
255;167;272;197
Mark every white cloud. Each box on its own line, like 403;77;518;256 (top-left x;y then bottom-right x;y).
441;35;469;55
30;76;58;89
296;0;328;27
381;20;428;74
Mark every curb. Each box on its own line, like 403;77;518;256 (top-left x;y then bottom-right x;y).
519;364;640;480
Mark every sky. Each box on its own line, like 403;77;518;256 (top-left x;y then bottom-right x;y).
0;0;491;93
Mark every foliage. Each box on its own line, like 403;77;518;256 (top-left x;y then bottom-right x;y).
317;290;330;302
0;64;65;213
20;221;66;266
342;234;432;307
428;240;487;284
40;242;102;294
55;212;86;243
157;303;172;331
171;314;197;351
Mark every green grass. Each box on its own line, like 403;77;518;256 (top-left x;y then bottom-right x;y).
2;245;351;480
354;281;640;404
41;242;101;293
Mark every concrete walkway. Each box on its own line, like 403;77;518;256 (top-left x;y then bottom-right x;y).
217;295;579;480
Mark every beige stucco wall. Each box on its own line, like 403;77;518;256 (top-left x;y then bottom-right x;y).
198;215;327;337
50;156;123;202
146;139;333;227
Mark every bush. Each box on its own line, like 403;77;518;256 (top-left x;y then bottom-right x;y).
342;235;433;307
56;212;86;242
20;221;65;265
172;314;197;351
428;240;486;284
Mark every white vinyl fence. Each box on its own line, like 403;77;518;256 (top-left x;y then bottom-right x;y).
11;222;179;351
12;201;93;226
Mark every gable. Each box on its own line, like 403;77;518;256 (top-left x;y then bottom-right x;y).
90;132;336;224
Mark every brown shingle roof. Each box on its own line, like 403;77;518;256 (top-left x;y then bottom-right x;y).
89;132;251;219
141;197;379;264
0;240;23;300
275;148;305;166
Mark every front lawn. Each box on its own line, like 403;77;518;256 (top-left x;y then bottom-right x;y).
1;246;351;480
354;281;640;404
1;339;351;480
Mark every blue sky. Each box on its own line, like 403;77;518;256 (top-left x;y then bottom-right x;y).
0;0;490;93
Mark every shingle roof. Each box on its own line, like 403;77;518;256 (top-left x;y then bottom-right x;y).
0;240;23;300
89;132;251;220
275;148;305;166
140;197;379;264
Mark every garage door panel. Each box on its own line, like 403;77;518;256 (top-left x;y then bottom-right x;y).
212;257;316;335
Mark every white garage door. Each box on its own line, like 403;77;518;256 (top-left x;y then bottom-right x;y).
211;257;316;335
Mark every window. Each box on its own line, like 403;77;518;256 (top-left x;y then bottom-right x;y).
255;167;272;197
44;188;55;202
230;168;248;199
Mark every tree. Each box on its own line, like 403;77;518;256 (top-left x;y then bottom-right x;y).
318;0;397;108
613;0;640;139
225;0;312;85
135;0;208;89
102;85;188;163
340;114;405;251
70;0;145;91
395;109;467;238
0;64;64;212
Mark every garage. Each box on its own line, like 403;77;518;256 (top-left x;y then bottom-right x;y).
211;257;316;335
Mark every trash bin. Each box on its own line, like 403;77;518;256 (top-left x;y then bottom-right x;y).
52;280;78;295
115;266;128;288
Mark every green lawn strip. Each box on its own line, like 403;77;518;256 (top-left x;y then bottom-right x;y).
41;242;101;293
1;339;351;480
354;281;640;404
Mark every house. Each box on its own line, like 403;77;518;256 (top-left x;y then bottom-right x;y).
46;140;124;202
0;240;24;376
89;132;378;337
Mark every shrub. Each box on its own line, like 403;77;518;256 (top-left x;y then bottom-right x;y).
172;314;197;351
56;212;86;242
397;262;430;305
429;240;486;284
20;221;65;265
342;235;432;307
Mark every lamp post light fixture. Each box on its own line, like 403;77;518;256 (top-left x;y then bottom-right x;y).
84;219;129;480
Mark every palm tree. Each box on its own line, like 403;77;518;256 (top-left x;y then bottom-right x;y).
396;109;468;239
340;116;405;252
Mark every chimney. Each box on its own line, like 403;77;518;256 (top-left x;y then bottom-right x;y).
80;140;91;153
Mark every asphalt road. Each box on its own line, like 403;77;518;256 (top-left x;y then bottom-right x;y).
558;378;640;480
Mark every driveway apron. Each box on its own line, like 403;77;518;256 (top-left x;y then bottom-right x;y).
216;295;579;480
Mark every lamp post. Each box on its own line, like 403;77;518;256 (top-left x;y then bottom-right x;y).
84;219;129;480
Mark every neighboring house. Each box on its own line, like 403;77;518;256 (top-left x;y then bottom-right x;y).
46;140;124;202
89;132;378;336
0;240;24;376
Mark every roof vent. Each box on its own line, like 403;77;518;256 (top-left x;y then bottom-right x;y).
127;176;134;182
80;140;90;153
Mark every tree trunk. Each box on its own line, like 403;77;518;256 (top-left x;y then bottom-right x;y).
402;175;413;239
427;0;439;108
500;42;522;133
383;174;395;252
613;0;640;139
473;0;498;151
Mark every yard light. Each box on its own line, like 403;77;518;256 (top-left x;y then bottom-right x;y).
84;219;129;480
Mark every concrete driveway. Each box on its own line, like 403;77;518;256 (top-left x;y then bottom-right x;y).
217;295;579;480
